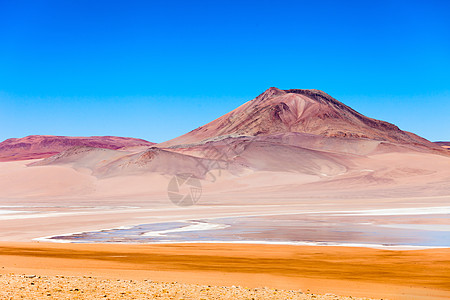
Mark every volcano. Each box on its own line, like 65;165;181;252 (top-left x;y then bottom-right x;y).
158;87;435;148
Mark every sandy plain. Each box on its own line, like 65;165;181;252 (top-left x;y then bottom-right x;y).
0;151;449;299
0;242;449;300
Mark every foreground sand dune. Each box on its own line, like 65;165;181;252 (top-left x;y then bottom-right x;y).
0;242;449;299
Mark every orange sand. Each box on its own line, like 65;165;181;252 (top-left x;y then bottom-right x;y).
0;242;449;300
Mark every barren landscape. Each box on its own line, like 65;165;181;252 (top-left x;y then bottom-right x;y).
1;243;449;299
0;88;449;299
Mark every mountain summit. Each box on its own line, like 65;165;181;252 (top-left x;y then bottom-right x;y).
158;87;433;148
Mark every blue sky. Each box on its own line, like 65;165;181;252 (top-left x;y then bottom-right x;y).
1;0;449;142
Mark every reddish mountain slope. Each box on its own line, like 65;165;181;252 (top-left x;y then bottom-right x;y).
158;87;436;148
28;88;445;180
0;135;154;162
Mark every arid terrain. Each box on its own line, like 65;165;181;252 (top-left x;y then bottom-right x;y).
1;243;449;300
0;88;449;299
0;273;372;300
0;135;154;162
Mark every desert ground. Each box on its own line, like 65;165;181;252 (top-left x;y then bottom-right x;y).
0;158;449;299
0;243;449;299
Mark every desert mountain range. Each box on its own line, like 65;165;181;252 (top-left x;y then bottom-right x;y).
0;88;449;199
0;135;154;162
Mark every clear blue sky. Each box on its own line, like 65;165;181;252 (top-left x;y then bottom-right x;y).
1;0;449;142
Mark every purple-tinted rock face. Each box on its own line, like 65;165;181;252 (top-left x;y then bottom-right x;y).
0;135;154;161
